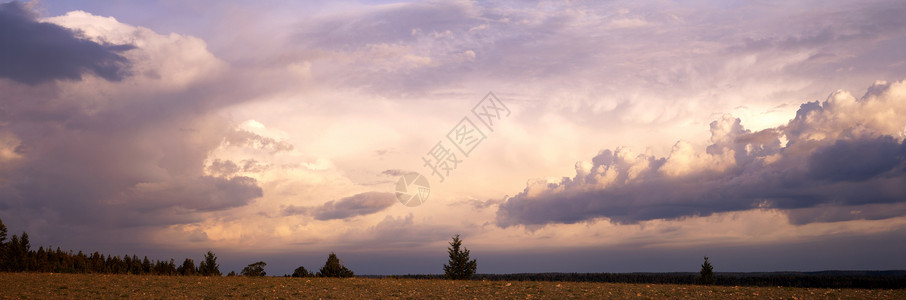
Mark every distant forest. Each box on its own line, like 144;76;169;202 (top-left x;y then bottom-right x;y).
376;271;906;289
0;217;220;276
2;217;905;289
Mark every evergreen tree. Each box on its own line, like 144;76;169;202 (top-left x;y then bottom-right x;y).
317;252;353;278
698;256;716;285
0;217;7;246
292;265;312;277
142;256;152;274
227;270;237;277
0;217;6;271
6;234;28;272
20;232;31;264
443;234;477;280
241;261;267;277
131;254;142;274
198;250;222;276
178;258;197;275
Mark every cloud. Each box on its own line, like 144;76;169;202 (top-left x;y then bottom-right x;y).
0;1;133;85
380;169;406;177
224;129;294;153
280;205;309;216
496;79;906;228
0;7;263;246
312;192;396;220
122;176;262;212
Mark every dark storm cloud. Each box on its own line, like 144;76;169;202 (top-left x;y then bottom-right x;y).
311;192;396;220
496;80;906;228
0;3;271;249
125;176;263;212
0;1;133;85
807;136;906;182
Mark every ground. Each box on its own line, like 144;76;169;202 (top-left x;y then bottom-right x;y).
1;273;903;299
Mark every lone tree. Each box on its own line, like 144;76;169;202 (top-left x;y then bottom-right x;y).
242;261;267;276
292;265;313;277
443;234;477;280
698;256;716;285
198;250;222;276
318;252;354;277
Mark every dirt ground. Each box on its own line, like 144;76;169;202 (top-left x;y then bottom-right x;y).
1;273;904;299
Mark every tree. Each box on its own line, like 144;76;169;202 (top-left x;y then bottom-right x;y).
698;256;716;285
142;256;152;274
318;252;353;278
292;265;312;277
0;217;6;271
241;261;267;277
198;250;222;276
178;258;197;276
227;270;237;277
443;234;477;280
0;217;7;245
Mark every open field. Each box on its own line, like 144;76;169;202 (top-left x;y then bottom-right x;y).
1;273;904;299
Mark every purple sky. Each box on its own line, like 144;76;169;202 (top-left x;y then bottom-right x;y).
2;0;906;275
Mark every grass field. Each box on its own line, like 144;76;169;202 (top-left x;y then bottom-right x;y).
1;273;904;299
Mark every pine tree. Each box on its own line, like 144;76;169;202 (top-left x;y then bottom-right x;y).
198;251;222;276
698;256;716;285
241;261;267;277
318;252;353;278
0;217;7;245
0;217;6;271
443;234;477;280
142;256;152;274
178;258;197;276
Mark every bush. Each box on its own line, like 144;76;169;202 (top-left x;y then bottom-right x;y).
241;261;267;277
292;266;313;277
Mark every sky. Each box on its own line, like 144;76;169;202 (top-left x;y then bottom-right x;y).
2;0;906;276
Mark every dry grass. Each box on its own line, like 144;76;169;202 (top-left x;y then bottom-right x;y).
1;272;904;299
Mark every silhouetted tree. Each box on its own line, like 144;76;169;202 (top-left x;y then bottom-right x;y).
227;270;237;277
0;217;7;244
141;256;152;274
178;258;197;276
318;252;353;277
198;250;222;276
292;265;312;277
0;217;7;271
6;232;32;272
443;234;477;280
241;261;267;277
698;256;716;285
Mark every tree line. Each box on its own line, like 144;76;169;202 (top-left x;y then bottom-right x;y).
3;216;544;286
0;219;222;276
0;217;369;278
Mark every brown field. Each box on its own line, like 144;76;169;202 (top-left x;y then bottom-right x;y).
0;273;903;299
